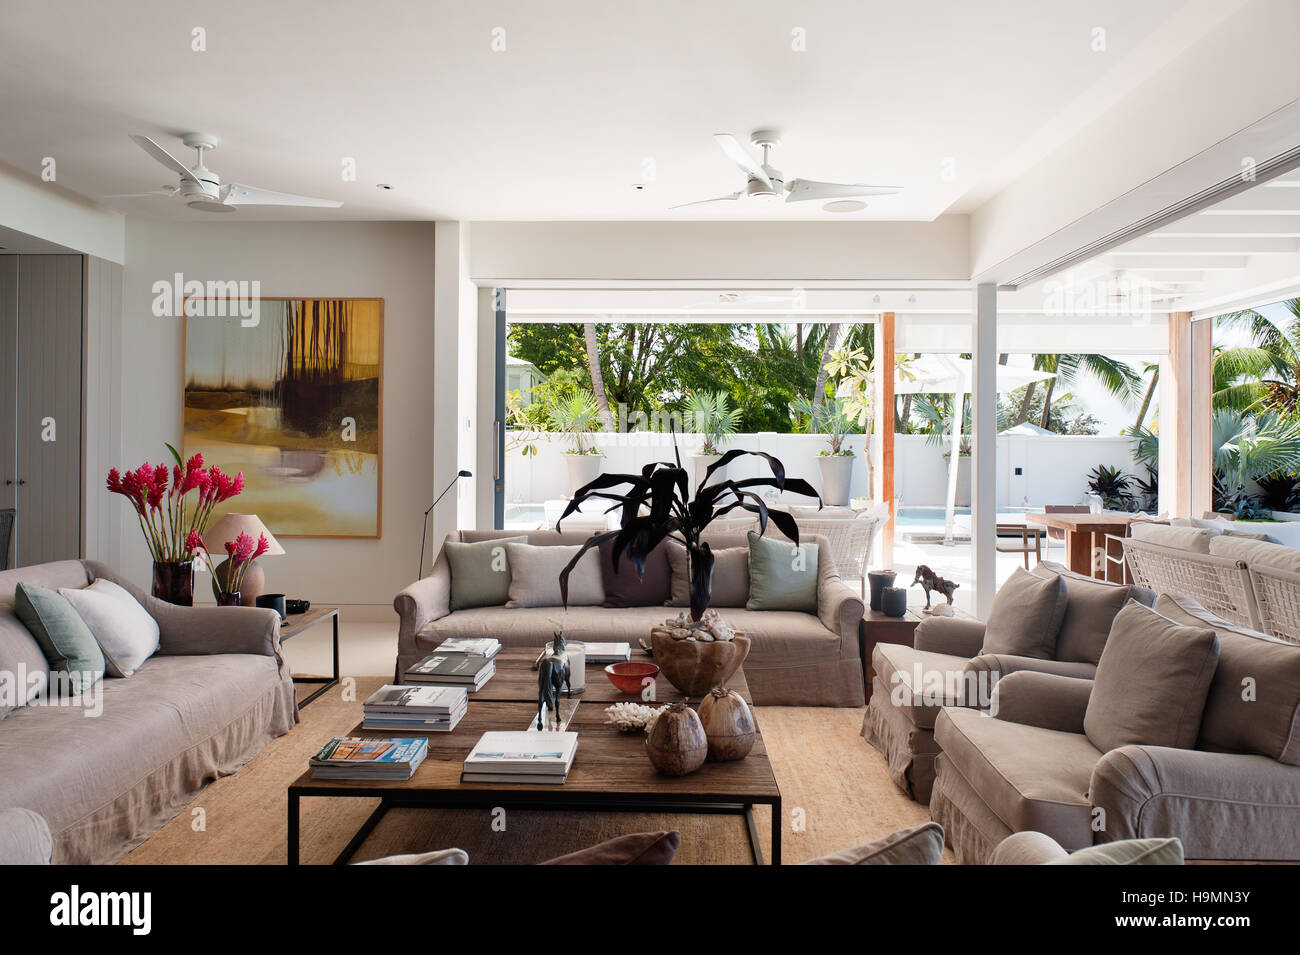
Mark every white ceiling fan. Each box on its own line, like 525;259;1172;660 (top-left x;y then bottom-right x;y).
672;129;900;211
106;132;343;213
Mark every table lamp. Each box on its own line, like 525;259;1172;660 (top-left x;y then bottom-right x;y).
203;513;285;607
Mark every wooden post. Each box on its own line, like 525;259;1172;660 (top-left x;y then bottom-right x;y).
874;313;895;569
1161;311;1196;518
1191;318;1213;519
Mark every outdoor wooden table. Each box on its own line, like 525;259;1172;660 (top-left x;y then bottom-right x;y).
1030;512;1139;581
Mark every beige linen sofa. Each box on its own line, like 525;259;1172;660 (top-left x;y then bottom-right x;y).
930;595;1300;864
0;560;297;864
394;530;866;706
861;560;1151;803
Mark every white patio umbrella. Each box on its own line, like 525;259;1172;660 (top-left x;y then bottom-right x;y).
892;356;1056;542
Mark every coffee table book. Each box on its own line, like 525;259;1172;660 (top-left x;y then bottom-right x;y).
362;685;467;732
434;637;501;658
404;652;496;690
309;737;429;781
461;730;578;785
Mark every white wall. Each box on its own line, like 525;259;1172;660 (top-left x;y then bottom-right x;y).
114;220;437;605
0;163;125;263
506;429;1140;511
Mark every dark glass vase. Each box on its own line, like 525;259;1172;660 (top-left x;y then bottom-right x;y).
215;591;242;607
151;560;194;607
687;541;716;622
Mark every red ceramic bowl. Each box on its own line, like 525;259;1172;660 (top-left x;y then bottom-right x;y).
605;662;660;695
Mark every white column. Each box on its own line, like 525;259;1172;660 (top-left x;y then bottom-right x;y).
972;284;998;618
430;221;474;572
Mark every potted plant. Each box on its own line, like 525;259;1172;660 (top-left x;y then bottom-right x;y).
793;395;856;506
1086;464;1135;511
556;432;819;621
106;446;244;605
189;530;270;606
683;391;741;487
547;389;605;496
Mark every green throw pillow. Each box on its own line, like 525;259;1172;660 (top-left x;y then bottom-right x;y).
1048;838;1184;865
444;537;528;611
13;582;105;694
745;531;818;613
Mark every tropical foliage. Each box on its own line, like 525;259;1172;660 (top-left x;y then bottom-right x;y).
683;391;741;454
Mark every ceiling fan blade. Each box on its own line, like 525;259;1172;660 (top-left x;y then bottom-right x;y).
785;179;901;203
103;190;176;199
221;183;342;208
129;134;200;184
713;134;772;189
669;191;742;210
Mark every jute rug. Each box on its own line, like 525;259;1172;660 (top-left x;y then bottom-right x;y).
121;678;940;865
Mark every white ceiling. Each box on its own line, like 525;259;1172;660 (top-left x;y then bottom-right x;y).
0;0;1213;223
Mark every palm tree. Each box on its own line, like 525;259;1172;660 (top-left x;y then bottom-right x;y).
1212;408;1300;490
1133;362;1159;430
1018;354;1142;429
582;323;616;432
1212;303;1300;416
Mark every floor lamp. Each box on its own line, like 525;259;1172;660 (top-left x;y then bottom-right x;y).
419;470;471;578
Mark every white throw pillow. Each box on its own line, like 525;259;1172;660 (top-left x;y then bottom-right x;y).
504;542;605;608
59;579;160;677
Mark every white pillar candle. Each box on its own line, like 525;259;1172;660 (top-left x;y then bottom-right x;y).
566;642;586;690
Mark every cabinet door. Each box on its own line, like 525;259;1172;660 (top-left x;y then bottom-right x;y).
15;255;82;565
0;257;15;568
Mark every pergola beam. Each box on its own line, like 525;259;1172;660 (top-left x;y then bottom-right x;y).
873;312;895;570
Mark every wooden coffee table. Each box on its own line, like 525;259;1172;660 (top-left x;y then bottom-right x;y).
287;652;780;866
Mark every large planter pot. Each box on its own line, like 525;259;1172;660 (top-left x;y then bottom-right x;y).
817;454;855;506
651;631;751;698
691;453;726;488
565;453;604;496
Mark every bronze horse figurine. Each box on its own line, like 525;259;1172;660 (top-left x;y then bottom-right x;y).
537;631;572;731
911;565;958;610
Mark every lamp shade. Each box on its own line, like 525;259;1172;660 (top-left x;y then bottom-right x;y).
202;513;285;557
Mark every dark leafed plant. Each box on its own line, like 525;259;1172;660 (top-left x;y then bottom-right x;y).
1086;464;1135;509
1131;465;1158;511
1255;472;1300;513
557;434;820;621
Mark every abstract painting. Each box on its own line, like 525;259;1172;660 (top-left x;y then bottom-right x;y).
183;298;383;538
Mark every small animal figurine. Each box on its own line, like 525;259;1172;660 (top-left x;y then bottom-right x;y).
536;631;572;731
911;565;959;611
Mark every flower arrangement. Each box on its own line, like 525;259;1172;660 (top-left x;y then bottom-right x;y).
106;445;244;562
188;530;269;599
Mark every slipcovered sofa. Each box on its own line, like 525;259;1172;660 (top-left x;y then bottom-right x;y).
395;530;866;706
0;560;297;864
861;560;1152;803
930;594;1300;864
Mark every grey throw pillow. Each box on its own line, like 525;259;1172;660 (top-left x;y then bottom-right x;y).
666;541;750;608
1084;600;1220;754
1030;562;1137;665
745;531;818;612
444;536;527;611
980;567;1068;660
505;542;604;609
1047;838;1183;866
13;582;105;694
801;822;944;865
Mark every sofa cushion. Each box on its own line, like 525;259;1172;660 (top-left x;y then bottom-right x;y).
505;542;604;609
1030;560;1148;665
1156;593;1300;764
1049;837;1184;865
13;583;105;694
356;848;469;865
444;536;527;610
1129;521;1212;553
872;643;975;728
980;567;1067;660
599;540;671;608
666;541;749;608
59;578;159;677
0;808;52;865
1208;534;1300;575
745;531;818;612
540;830;681;865
1084;600;1220;754
801;821;944;865
934;706;1101;849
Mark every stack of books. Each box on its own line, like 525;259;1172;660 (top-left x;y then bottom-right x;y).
404;638;499;691
461;730;579;785
362;684;467;733
309;737;428;780
583;642;631;664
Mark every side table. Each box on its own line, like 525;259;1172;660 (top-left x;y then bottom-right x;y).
280;606;340;707
859;608;922;703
